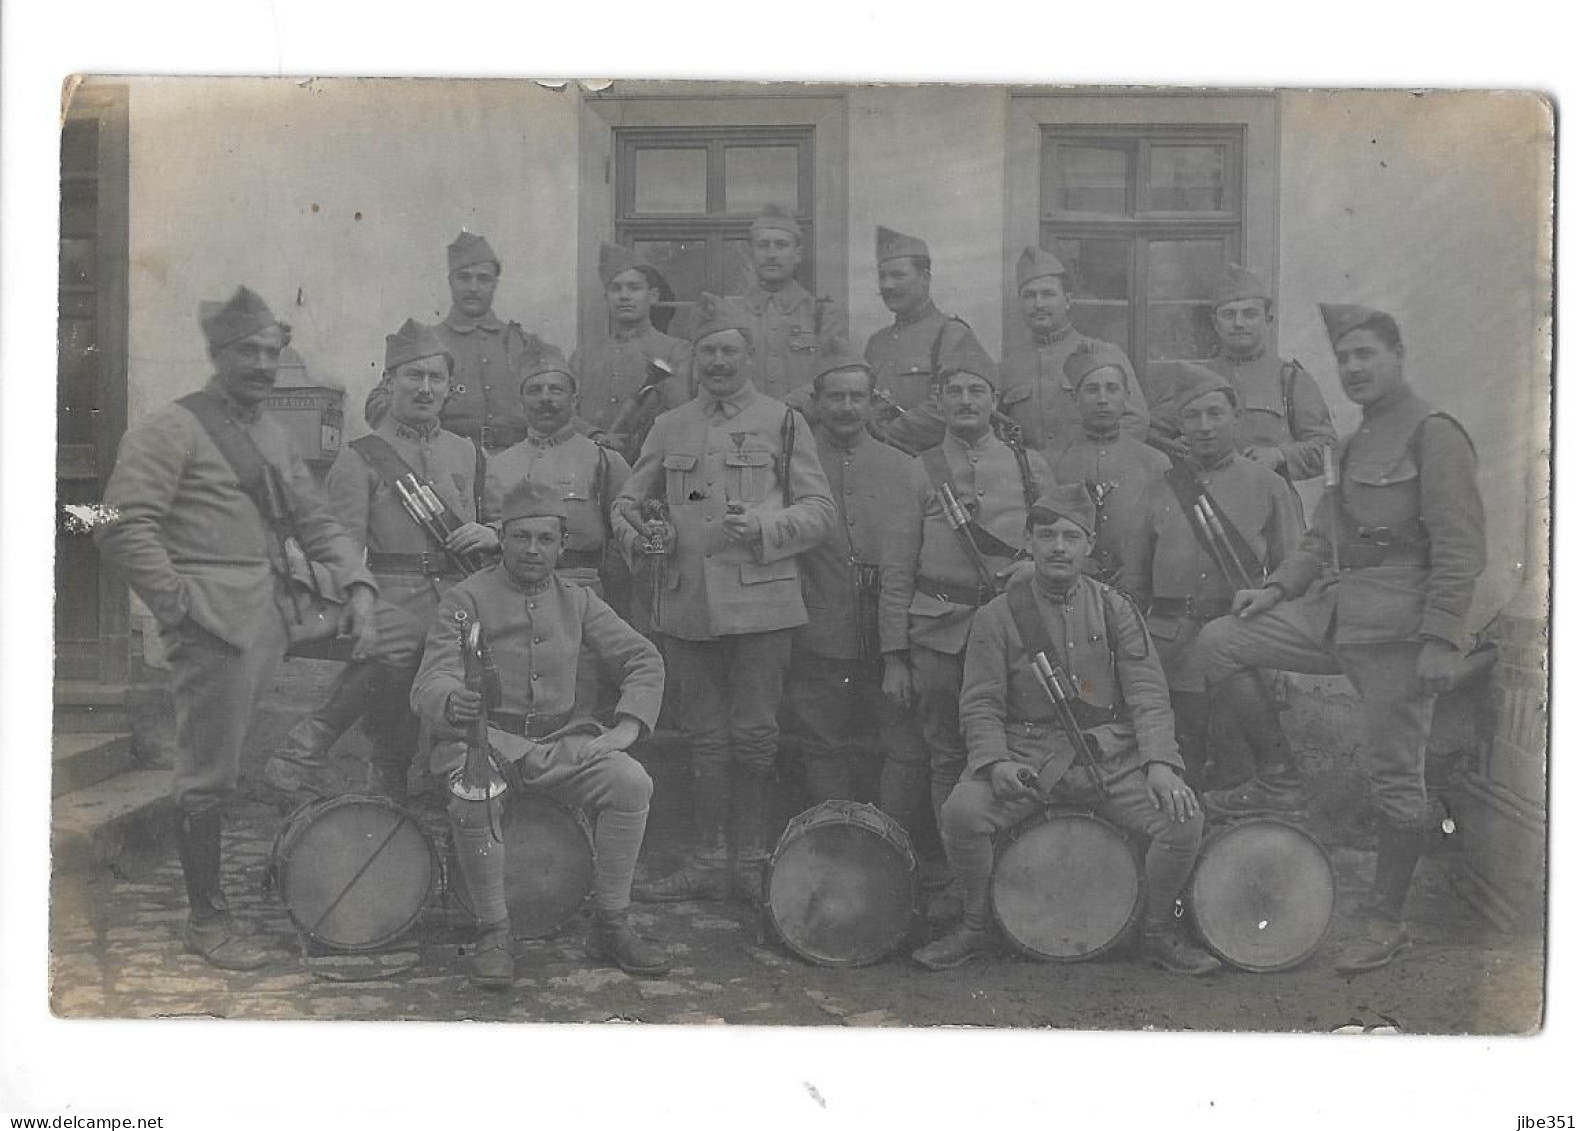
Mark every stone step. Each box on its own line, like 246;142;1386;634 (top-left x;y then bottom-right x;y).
54;680;135;734
52;767;173;871
52;732;135;797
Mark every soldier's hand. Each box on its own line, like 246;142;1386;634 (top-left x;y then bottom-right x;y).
342;583;379;660
446;521;499;556
1243;444;1286;473
1232;585;1283;619
723;509;762;545
445;689;484;726
1146;764;1200;823
990;761;1042;803
581;717;643;762
881;654;915;709
1416;638;1462;698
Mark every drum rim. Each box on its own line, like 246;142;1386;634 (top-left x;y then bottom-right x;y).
991;807;1145;964
766;803;918;968
1187;816;1336;973
273;793;439;952
446;789;595;940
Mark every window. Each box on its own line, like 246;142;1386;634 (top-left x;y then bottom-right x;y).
615;126;816;304
1039;126;1244;365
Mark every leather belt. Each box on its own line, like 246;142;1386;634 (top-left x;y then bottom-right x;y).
368;552;461;578
488;709;573;739
1149;596;1233;621
916;574;995;608
1338;541;1431;570
558;548;602;571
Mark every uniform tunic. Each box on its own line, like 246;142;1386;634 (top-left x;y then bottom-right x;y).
1046;427;1171;582
740;281;848;402
1148;347;1337;482
1120;451;1300;690
998;327;1149;456
433;309;565;451
615;381;836;641
483;424;631;588
571;324;691;435
864;301;997;455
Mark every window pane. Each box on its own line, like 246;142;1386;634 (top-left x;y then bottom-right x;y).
61;121;99;176
60;237;96;288
633;239;708;302
1148;145;1228;212
1043;145;1127;215
726;146;799;214
1146;238;1227;359
633;148;707;214
1047;236;1129;302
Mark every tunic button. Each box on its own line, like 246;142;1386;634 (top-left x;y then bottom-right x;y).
534;637;544;644
847;517;856;526
531;674;540;681
484;384;491;391
845;486;854;494
977;489;986;497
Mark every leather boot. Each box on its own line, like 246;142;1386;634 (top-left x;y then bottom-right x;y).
263;664;375;798
585;909;672;977
731;767;774;903
1170;691;1210;791
1138;920;1221;976
362;670;419;801
1334;914;1413;974
634;763;732;903
913;849;999;971
1335;823;1422;972
468;920;514;989
1203;671;1304;818
174;809;272;971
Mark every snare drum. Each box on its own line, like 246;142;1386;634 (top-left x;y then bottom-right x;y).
270;794;437;951
1187;817;1335;972
449;791;595;940
992;809;1143;963
765;801;917;968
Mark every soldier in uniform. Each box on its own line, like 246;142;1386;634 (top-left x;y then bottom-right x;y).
95;287;379;969
780;355;920;804
1149;264;1336;486
1120;362;1301;792
411;480;671;986
913;485;1218;975
863;225;998;456
483;362;630;596
1196;304;1485;972
1045;344;1171;584
878;365;1055;842
615;294;836;902
266;321;499;800
433;230;566;455
999;246;1149;457
572;243;691;459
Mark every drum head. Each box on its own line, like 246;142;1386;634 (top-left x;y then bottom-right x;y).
767;804;916;968
451;792;595;940
992;811;1142;963
276;796;436;951
1188;818;1335;972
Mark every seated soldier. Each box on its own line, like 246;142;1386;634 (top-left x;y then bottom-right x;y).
410;480;670;987
913;484;1219;976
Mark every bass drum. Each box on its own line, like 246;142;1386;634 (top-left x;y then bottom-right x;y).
1187;817;1335;972
270;794;438;952
449;790;595;940
992;809;1143;963
765;801;918;968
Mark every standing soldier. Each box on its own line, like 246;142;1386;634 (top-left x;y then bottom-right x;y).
999;246;1149;457
573;243;691;461
781;356;920;804
863;226;997;456
1045;344;1171;585
615;295;836;902
266;320;499;799
913;485;1217;975
411;481;671;986
1149;264;1336;487
1120;362;1301;791
1196;304;1484;972
878;365;1055;852
483;362;630;596
433;230;565;455
95;287;379;969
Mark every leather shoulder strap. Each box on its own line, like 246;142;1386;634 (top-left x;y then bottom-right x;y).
177;391;276;528
1005;577;1054;660
350;432;471;535
921;444;952;491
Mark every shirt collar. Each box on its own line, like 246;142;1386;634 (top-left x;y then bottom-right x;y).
944;425;996;454
1032;323;1077;348
1216;342;1268;364
524;421;579;448
893;298;940;329
611;322;651;344
499;563;555;596
1035;572;1084;605
443;308;504;334
699;379;759;419
1082;420;1122;443
817;426;870;454
1188;447;1237;473
747;281;808;315
386;416;443;443
1363;383;1415;419
202;378;263;425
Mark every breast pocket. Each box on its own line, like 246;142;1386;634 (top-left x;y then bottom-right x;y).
556;469;588;503
724;447;776;504
789;329;819;355
663;453;699;507
741;557;798;586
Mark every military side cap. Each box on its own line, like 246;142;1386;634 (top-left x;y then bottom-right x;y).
1029;483;1096;536
932;329;998;390
690;292;754;344
500;479;568;525
448;231;498;273
750;203;802;238
811;354;873;384
519;359;578;394
598;242;645;286
200;286;278;350
1162;359;1237;416
1319;303;1388;345
1210;263;1270;309
876;225;929;265
1063;340;1123;386
385;318;451;371
1015;245;1068;291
